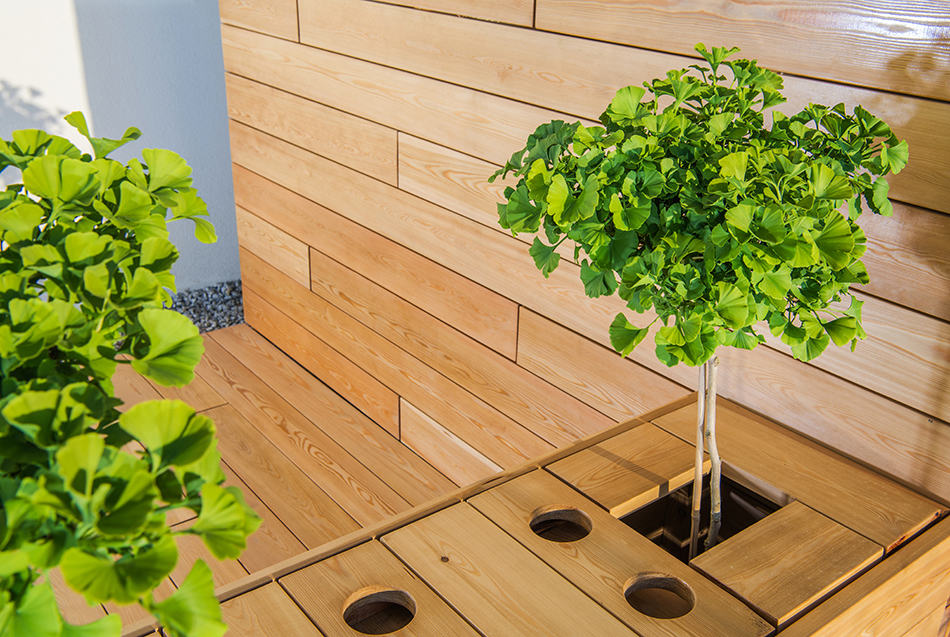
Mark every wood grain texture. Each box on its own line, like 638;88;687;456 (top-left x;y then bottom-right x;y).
111;364;161;409
692;501;883;627
234;288;400;435
231;121;950;500
535;0;950;101
901;603;950;637
196;336;410;525
221;25;583;167
145;370;225;414
711;342;950;504
47;568;105;625
308;247;614;446
397;132;509;232
381;503;633;636
295;0;950;213
206;404;361;547
469;470;772;636
653;401;944;551
280;540;479;636
374;0;534;26
400;399;502;487
219;0;298;41
780;517;950;636
860;202;950;321
228;122;692;388
233;164;520;359
241;250;555;467
168;532;248;590
234;206;309;288
226;73;397;184
104;578;174;627
517;308;688;421
761;291;950;422
210;324;456;505
220;583;320;637
548;422;706;517
220;461;307;572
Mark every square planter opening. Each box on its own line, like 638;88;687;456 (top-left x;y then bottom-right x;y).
621;472;782;562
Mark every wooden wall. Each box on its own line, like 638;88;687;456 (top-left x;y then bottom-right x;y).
217;0;950;502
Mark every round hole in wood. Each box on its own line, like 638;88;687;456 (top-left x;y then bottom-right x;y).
342;586;416;635
529;505;593;542
623;573;695;619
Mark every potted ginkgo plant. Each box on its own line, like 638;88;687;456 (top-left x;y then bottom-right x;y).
491;44;907;556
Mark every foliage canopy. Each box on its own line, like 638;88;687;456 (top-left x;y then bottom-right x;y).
492;44;907;366
0;114;258;637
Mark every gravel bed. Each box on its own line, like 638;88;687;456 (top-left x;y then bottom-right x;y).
169;280;244;333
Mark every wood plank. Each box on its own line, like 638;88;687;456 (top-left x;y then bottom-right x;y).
397;132;508;233
104;578;174;627
111;363;161;409
293;0;949;212
901;603;949;637
711;343;950;503
232;160;520;360
763;291;950;421
308;247;614;446
381;503;633;636
168;532;249;590
653;401;944;551
196;338;410;525
241;254;554;468
48;568;106;625
219;0;298;41
534;0;950;102
235;206;309;288
234;289;400;435
231;122;950;501
780;517;950;636
220;461;307;572
225;73;397;184
548;422;705;517
206;405;361;547
146;369;225;413
518;308;688;421
221;25;583;167
469;470;772;636
280;540;479;636
210;324;456;505
400;398;502;487
374;0;534;27
692;501;882;627
220;583;320;637
860;202;950;322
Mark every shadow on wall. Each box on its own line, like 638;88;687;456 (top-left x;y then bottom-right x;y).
882;42;950;499
0;80;66;134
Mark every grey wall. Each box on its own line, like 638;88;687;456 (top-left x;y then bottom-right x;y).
74;0;239;291
0;0;239;292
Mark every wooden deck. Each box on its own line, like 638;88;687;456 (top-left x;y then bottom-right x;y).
50;324;949;636
54;323;468;633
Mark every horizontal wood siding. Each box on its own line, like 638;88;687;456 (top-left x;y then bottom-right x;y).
220;0;950;501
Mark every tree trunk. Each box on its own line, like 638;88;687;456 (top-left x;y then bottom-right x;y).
705;355;722;549
688;363;707;560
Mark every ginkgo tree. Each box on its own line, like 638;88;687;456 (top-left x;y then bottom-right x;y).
492;44;907;556
0;114;258;636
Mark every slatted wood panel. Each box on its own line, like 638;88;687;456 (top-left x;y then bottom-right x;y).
534;0;950;102
221;0;950;502
691;501;883;627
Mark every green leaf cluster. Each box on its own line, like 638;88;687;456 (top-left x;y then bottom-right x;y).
492;44;905;366
0;114;258;637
